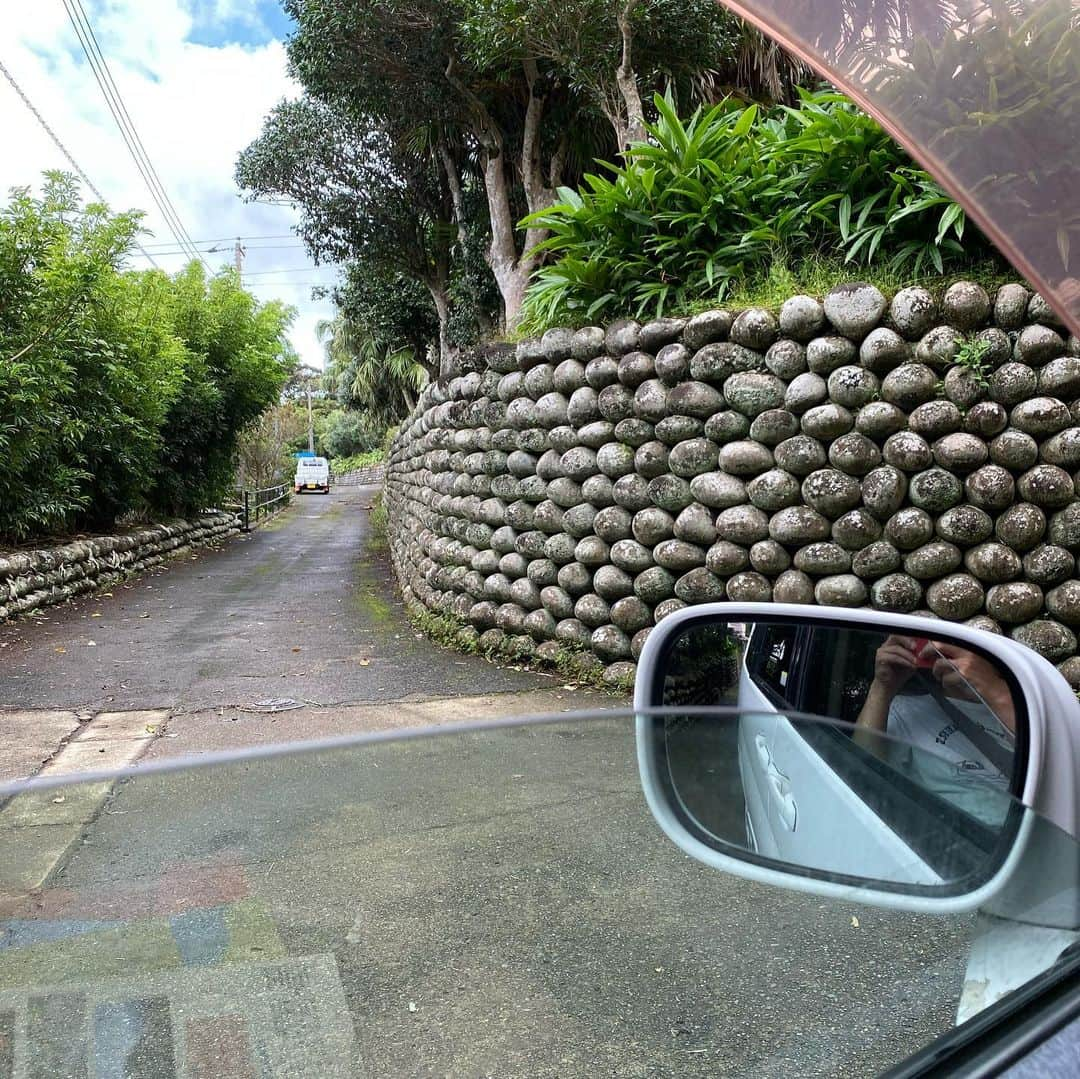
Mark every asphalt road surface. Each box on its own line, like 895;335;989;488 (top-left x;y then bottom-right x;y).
0;489;980;1076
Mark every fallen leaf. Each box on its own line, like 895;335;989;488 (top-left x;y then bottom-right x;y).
52;796;65;804
358;658;371;666
102;592;113;597
292;647;301;653
55;647;66;654
408;1002;417;1013
851;916;860;928
145;725;157;734
86;641;97;647
139;613;150;619
91;613;102;618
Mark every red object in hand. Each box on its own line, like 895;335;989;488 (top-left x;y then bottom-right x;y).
912;638;936;669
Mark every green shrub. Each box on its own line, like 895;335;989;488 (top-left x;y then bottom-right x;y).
320;409;384;458
520;89;1001;329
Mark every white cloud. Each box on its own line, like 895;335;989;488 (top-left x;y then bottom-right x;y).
1;0;336;370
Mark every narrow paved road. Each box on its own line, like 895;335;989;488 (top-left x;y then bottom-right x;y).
0;488;551;717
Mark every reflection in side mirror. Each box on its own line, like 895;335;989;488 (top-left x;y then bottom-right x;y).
640;609;1031;904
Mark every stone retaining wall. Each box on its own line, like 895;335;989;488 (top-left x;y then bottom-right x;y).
0;510;240;623
385;280;1080;687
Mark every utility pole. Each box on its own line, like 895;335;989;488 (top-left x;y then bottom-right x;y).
306;385;315;454
234;237;245;278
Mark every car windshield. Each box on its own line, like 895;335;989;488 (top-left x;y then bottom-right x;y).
0;710;1076;1078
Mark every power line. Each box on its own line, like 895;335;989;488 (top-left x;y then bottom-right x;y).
0;54;161;268
137;233;299;248
62;0;209;270
127;242;311;257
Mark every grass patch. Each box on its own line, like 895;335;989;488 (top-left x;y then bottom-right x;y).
331;449;385;475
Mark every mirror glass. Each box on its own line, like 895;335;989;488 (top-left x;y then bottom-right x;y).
656;618;1025;893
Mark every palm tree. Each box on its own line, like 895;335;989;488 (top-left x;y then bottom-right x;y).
317;315;429;429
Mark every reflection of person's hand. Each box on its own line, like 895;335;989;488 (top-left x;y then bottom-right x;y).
930;642;1016;733
872;635;918;696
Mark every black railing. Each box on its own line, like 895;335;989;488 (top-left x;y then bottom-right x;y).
237;483;290;532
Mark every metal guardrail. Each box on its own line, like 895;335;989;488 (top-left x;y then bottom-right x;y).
237;483;290;532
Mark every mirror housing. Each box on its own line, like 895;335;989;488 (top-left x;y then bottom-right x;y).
635;603;1080;914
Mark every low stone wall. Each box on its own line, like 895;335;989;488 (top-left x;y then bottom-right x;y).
385;280;1080;686
0;510;240;623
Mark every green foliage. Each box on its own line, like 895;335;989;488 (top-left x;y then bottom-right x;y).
0;175;293;543
954;336;994;390
319;410;385;458
331;449;386;475
520;89;1003;330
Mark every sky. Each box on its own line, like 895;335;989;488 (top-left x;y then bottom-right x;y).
1;0;335;370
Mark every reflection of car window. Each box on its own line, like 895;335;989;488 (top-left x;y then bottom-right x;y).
747;625;798;705
799;628;880;725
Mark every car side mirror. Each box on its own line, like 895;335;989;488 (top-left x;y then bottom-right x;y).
635;603;1080;914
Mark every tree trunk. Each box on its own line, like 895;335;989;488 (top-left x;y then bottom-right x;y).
427;283;457;383
616;0;646;149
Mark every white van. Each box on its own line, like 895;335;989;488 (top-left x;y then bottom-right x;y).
294;456;330;493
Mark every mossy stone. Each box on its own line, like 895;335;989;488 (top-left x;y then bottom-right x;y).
989;428;1039;471
725;571;773;602
773;569;816;604
673;502;718;546
674;567;728;603
612;473;653;511
832;509;882;550
749;409;800;446
802;468;862;517
635;565;678;603
784;372;828;415
883;431;933;472
828;365;880;408
724;371;787;417
964;542;1022;583
779;296;826;341
715;505;771;544
669;438;721;478
992;283;1030;330
1010;619;1077;662
815;574;867;607
964;401;1008;438
801;403;854;439
889;287;938;340
909;400;962;440
654;343;692;386
704;410;751;444
747;469;802;512
666;380;724;420
774;435;828;477
860;326;912;371
986;582;1044;623
593;505;634;543
718;440;775;477
689;471;747;510
829;432;881;476
648;474;695;513
610;596;653;634
926;573;985;619
1023;545;1074;587
904;540;963;580
765;338;808;379
730;307;779;351
613;417;655;447
937;504;994;547
610;538;655;574
750;539;792;574
1039;427;1080;468
1046;580;1080;625
915;325;963;369
885;507;935;550
1049;503;1080;547
1016;324;1066;367
995;502;1047;551
852;541;902;579
768;506;831;544
794;541;851;575
933;432;989;473
881;363;938;410
871;573;923;612
862;466;908;520
684;309;733;350
1016;465;1075;508
909;468;963;512
856;402;908;440
1037;356;1080;399
1011;397;1072;438
807;335;858;374
635;441;671;479
706;540;751;576
654;538;708;572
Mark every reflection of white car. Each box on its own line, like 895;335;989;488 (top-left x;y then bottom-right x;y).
294;457;330;493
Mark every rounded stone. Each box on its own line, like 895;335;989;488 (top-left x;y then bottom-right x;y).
635;566;677;604
1047;580;1080;625
1016;324;1066;367
779;295;825;341
548;426;579;454
653;598;687;622
557;562;593;595
1017;465;1075;508
541;585;576;619
593;505;634;543
832;509;882;550
605;319;640;356
718;440;774;477
630;380;669;423
618;351;655;389
862;466;908;520
706;540;750;576
885;507;935;550
908;402;962;444
859;325;912;375
1057;655;1080;688
881;364;938;410
598;383;635;423
774;436;828;477
964;542;1022;583
654;342;692;386
933;432;989;473
828;365;880;408
527;556;560;587
801;403;854;439
546;477;584;509
943;366;988;409
689;472;747;510
871;573;924;612
769;506;831;545
1011;619;1077;662
1040;427;1080;468
610;538;655;574
704;410;751;445
639;317;686;352
635;440;670;479
802;468;862;517
612;474;653;511
883;431;933;472
555;618;591;646
852;541;902;579
610;596;653;634
591;625;632;660
1038;356;1080;399
684;309;733;350
794;542;851;575
724;371;786;417
747;469;802;512
648;474;694;513
724;571;772;602
806;335;857;374
654;539;707;572
675;567;728;603
904;540;962;580
988;363;1037;408
553;359;588;394
1011;397;1072;438
567;387;602;426
989;428;1039;471
889;287;938;340
673;502;718;546
937;505;994;547
855;401;908;440
525;363;556;398
964;401;1008;438
784;372;828;415
908;468;963;512
730;307;779;351
985;582;1044;624
943;281;991;330
1049;503;1080;547
749;539;791;575
559;446;598;482
574;535;610;566
665;380;723;420
591;442;634;480
1023;545;1074;587
691;341;762;384
773;569;815;604
574;593;611;628
765;338;808;379
829;432;881;476
815;574;867;607
545;533;578;564
593;564;635;601
995;503;1047;551
824;282;887;339
915;325;963;370
715;505;771;545
577;420;615;449
993;283;1031;330
581;474;615;508
509;577;543;611
749;409;800;446
669;438;720;478
926;573;985;620
614;418;655;447
585;356;620;391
